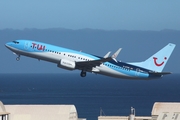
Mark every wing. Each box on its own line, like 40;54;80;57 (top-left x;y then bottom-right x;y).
76;57;113;71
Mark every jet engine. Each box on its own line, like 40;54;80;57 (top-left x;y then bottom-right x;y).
57;59;76;70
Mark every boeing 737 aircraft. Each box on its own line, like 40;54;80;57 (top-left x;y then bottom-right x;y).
5;40;176;79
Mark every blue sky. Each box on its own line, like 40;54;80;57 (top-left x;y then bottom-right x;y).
1;0;180;30
1;1;180;74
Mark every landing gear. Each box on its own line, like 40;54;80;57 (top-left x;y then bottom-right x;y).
80;71;86;77
16;55;20;61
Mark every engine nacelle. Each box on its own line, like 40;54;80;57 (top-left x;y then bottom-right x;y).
57;59;76;70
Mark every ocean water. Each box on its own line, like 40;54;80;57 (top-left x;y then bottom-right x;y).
0;73;180;120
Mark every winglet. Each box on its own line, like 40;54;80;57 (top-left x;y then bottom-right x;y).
112;48;122;59
111;48;122;62
104;51;111;58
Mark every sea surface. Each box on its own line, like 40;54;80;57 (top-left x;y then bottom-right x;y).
0;73;180;120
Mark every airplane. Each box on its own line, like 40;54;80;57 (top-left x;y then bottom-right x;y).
5;40;176;80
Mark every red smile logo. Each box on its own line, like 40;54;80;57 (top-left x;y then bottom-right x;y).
153;57;167;66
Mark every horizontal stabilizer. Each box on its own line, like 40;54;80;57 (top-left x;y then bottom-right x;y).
149;72;172;76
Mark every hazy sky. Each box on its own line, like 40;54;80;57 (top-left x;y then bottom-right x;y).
1;0;180;30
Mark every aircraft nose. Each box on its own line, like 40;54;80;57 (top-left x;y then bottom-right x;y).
5;42;11;49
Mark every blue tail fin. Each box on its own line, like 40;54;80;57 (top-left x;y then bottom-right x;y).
129;43;176;72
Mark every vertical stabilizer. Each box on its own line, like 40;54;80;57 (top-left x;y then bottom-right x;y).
129;43;176;72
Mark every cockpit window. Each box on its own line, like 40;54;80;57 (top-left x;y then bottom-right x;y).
13;41;19;44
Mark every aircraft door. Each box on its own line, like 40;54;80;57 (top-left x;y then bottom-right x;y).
135;68;140;76
24;42;30;50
